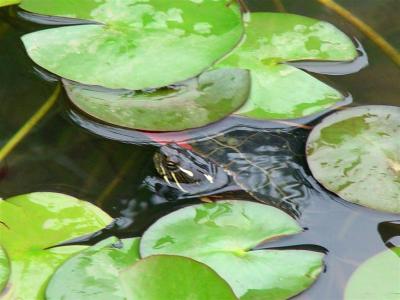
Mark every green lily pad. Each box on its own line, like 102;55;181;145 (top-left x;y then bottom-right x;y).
21;0;243;90
63;68;250;131
120;255;238;300
0;246;10;293
141;200;325;300
0;0;19;7
306;105;400;214
46;237;140;300
217;13;358;120
0;192;112;299
345;248;400;300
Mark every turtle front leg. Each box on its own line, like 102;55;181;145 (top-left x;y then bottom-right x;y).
226;0;249;13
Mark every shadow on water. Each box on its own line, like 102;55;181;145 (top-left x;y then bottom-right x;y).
1;1;399;299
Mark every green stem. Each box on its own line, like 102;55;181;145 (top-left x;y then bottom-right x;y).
0;84;61;163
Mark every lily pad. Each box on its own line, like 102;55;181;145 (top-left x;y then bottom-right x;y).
216;13;358;120
21;0;243;90
345;248;400;300
0;192;112;299
46;237;140;300
141;200;325;300
0;246;10;293
306;105;400;214
120;255;238;300
63;68;250;131
0;0;19;7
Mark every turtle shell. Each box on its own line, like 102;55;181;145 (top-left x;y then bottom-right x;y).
190;127;312;216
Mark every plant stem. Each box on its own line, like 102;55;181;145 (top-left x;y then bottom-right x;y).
272;0;286;12
317;0;400;66
96;157;137;207
0;84;61;163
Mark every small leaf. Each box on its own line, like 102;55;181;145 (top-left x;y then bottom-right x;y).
21;0;243;90
46;237;140;300
140;200;324;300
120;255;238;300
306;105;400;214
217;13;358;120
63;69;250;131
345;248;400;300
0;246;10;293
0;192;112;299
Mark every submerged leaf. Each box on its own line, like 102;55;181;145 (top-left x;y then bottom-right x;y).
46;237;140;300
345;248;400;300
217;13;358;120
306;105;400;214
0;192;112;299
120;255;238;300
63;69;250;131
21;0;243;90
0;246;10;293
140;200;324;300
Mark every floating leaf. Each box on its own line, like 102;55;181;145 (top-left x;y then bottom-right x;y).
120;255;238;300
0;246;10;293
306;105;400;214
345;248;400;300
0;192;112;299
232;64;344;120
0;0;19;7
46;237;140;300
63;68;250;131
141;200;324;300
217;13;358;120
21;0;243;90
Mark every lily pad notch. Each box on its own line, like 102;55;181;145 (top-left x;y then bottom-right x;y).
216;12;359;120
140;200;325;300
19;0;362;131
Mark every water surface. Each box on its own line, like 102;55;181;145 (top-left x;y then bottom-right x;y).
0;1;399;299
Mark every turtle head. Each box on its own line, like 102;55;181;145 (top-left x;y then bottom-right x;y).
154;144;218;189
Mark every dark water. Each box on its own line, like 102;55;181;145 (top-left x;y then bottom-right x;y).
0;0;399;299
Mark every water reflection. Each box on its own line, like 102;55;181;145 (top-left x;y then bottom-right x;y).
1;1;400;299
378;221;400;249
67;104;354;146
63;50;357;145
18;10;99;26
289;39;368;75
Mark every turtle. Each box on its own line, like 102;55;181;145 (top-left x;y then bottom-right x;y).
61;126;315;245
151;126;315;217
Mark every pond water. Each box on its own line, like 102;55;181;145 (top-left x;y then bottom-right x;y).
0;0;399;299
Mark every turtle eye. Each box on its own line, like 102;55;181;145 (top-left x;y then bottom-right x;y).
165;160;178;170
